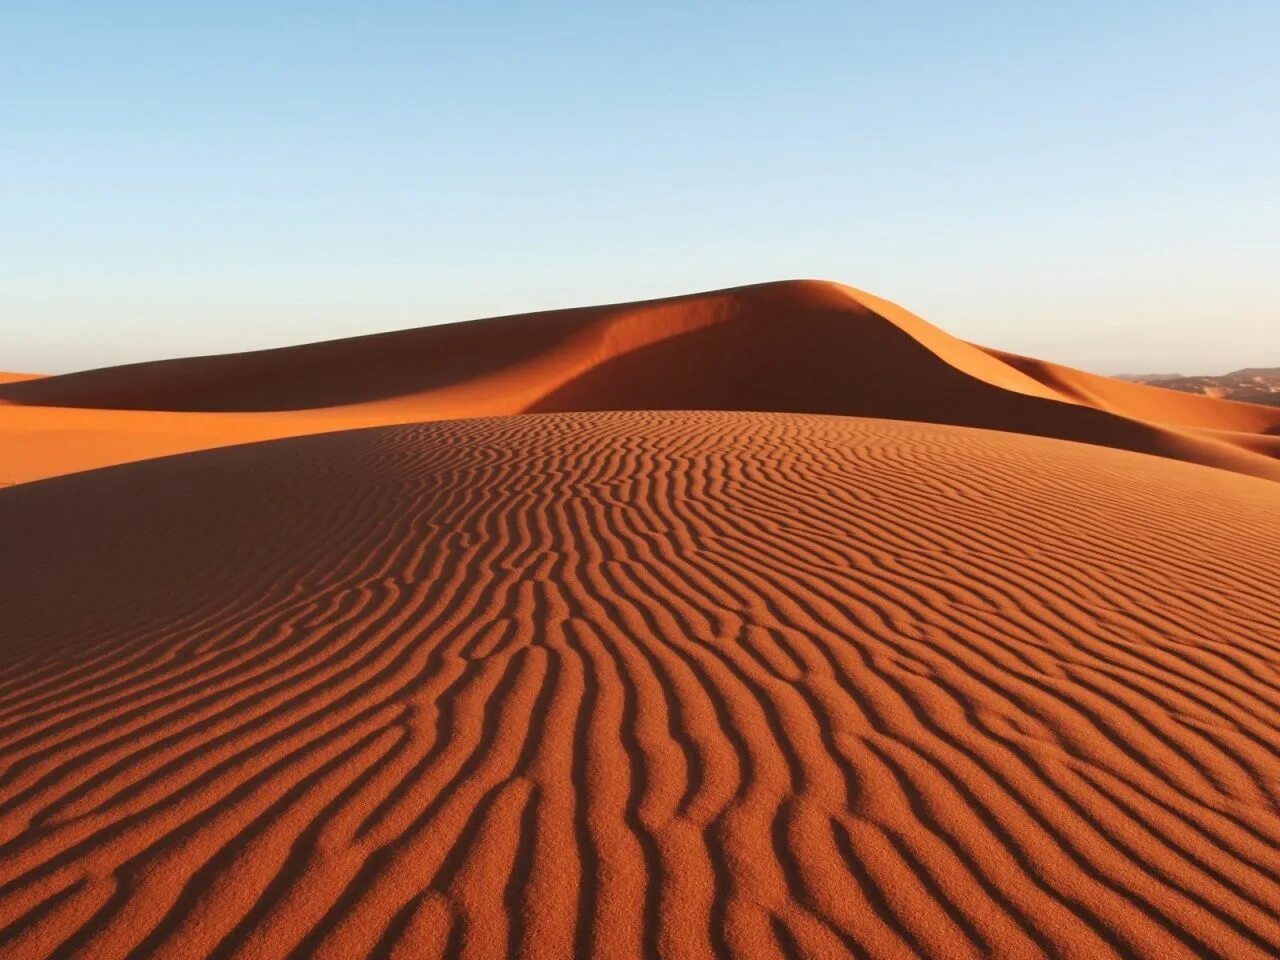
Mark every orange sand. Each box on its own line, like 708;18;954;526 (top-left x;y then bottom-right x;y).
2;284;1280;960
3;280;1278;485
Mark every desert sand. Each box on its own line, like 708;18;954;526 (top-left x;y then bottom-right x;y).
2;282;1279;959
3;280;1279;486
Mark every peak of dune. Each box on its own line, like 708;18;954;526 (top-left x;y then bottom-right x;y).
4;287;1280;959
1;279;1278;485
0;279;1056;415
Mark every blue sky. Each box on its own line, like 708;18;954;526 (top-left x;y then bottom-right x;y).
2;2;1276;374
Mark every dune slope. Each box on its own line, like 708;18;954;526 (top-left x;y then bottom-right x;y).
3;411;1280;960
3;280;1278;484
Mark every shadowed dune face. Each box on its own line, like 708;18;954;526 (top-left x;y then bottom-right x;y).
0;310;588;413
3;412;1280;959
524;314;1280;480
2;279;1278;484
982;347;1280;435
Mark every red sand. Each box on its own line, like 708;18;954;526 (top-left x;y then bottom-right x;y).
2;284;1280;959
3;280;1278;485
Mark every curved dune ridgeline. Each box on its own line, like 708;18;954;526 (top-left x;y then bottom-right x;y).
3;412;1280;959
2;280;1278;484
4;281;1280;959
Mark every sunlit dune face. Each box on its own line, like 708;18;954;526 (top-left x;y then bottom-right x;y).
3;280;1279;959
2;411;1279;959
1;280;1278;486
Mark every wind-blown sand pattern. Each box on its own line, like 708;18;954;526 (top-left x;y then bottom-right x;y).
3;411;1280;959
5;281;1280;959
3;280;1279;485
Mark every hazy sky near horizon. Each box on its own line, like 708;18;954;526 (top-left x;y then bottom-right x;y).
3;2;1277;375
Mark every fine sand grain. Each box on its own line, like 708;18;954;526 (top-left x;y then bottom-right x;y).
2;411;1280;959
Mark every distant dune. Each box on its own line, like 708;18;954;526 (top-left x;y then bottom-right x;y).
3;283;1280;959
1117;368;1280;409
3;280;1278;484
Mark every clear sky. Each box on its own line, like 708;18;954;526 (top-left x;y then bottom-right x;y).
3;2;1276;375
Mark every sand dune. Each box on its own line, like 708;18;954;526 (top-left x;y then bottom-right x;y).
3;280;1278;484
980;348;1280;434
2;411;1279;959
5;282;1280;959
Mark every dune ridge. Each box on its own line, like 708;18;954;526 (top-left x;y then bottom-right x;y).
3;280;1278;484
2;412;1280;959
5;281;1280;959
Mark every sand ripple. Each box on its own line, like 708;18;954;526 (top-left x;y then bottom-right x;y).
2;412;1279;959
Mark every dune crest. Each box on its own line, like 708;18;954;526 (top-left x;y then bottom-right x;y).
2;280;1278;484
